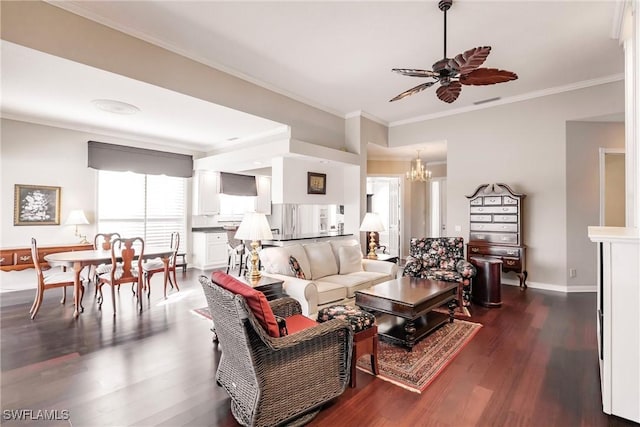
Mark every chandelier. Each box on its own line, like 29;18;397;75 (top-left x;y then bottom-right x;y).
406;150;431;182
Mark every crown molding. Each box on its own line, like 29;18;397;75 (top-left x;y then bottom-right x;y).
389;73;625;127
344;110;388;126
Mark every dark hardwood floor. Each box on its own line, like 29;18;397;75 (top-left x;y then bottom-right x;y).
1;270;636;426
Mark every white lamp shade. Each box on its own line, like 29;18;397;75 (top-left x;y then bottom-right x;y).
359;212;385;232
65;209;89;225
234;212;273;241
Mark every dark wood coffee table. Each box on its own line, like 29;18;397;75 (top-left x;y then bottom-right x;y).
355;277;458;350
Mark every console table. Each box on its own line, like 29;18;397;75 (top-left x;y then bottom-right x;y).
0;243;93;272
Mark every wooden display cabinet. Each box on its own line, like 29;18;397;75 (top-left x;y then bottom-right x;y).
466;183;527;288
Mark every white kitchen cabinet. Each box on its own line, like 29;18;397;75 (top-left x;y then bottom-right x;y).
588;226;639;423
255;176;271;215
193;170;220;215
192;232;228;270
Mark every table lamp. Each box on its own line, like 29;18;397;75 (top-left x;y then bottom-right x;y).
235;212;273;283
65;209;90;244
359;212;385;260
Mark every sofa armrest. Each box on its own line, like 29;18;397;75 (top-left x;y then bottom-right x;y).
262;273;319;317
362;258;398;277
456;259;477;279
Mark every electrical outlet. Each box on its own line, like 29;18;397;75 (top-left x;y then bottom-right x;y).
454;225;461;232
569;268;577;278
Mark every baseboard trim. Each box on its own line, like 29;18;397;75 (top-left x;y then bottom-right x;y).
502;278;596;293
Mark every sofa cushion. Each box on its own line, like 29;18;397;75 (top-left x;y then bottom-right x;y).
259;244;311;279
318;271;389;298
329;239;360;266
338;245;363;274
303;242;339;280
313;279;348;305
211;271;280;338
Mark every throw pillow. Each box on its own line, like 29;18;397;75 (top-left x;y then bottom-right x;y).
210;271;280;338
259;244;311;279
289;255;306;279
338;245;363;274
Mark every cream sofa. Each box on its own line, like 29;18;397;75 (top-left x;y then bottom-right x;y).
259;239;398;317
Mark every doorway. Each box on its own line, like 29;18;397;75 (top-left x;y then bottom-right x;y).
366;176;401;257
599;148;625;226
428;178;447;237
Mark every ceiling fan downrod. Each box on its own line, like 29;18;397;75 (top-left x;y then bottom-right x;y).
438;0;452;59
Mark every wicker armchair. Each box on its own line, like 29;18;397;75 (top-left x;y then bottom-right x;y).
199;274;353;427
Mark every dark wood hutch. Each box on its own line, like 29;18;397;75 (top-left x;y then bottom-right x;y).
466;183;527;288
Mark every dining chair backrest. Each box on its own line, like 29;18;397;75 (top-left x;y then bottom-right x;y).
169;232;180;267
30;238;44;279
94;232;122;251
110;237;144;280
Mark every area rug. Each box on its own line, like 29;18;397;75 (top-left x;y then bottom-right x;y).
357;319;482;393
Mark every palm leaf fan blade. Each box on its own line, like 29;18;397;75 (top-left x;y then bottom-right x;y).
436;81;462;103
449;46;491;74
460;68;518;85
390;81;437;102
392;68;439;78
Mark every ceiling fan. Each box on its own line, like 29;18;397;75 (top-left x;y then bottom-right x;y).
390;0;518;104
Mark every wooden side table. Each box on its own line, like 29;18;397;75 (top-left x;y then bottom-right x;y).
237;275;285;301
470;257;503;307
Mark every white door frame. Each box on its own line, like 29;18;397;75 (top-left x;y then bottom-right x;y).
599;147;625;226
427;177;447;237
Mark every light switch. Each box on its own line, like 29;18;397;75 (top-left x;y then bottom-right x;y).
454;225;461;232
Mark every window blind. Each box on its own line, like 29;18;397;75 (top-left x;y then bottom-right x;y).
219;172;257;196
97;170;186;249
88;141;193;178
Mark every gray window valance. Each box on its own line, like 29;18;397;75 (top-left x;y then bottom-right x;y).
87;141;193;178
220;172;257;196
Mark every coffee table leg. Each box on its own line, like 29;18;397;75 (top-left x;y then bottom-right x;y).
404;320;416;351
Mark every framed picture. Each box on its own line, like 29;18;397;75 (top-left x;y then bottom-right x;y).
14;184;61;226
307;172;327;195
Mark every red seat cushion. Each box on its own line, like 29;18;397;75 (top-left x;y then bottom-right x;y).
284;314;319;335
211;271;280;338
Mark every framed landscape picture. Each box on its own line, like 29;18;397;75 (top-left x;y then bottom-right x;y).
307;172;327;195
14;184;61;226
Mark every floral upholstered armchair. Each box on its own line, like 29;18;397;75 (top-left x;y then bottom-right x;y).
403;237;477;312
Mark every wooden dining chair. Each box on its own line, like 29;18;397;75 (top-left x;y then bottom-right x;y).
29;238;77;319
142;232;180;299
91;232;122;295
96;237;144;315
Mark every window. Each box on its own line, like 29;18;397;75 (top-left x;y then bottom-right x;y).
97;170;187;248
218;193;256;221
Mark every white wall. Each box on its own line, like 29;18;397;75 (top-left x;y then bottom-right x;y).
271;156;344;204
389;81;625;290
1;118;197;248
566;121;625;290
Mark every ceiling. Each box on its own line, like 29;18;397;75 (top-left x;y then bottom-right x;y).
1;1;625;161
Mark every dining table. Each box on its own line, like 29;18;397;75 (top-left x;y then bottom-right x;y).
44;247;174;318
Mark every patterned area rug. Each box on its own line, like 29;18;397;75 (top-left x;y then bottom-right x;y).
357;319;482;393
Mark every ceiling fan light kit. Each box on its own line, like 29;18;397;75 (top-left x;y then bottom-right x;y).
390;0;517;104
